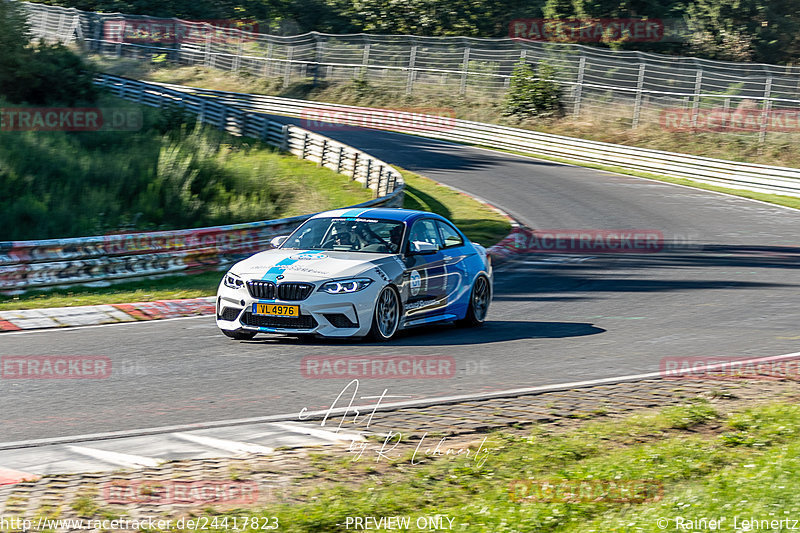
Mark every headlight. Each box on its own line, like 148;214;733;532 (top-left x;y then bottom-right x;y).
318;278;374;294
223;272;245;289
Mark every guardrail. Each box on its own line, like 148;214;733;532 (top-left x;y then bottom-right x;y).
0;76;403;293
150;80;800;197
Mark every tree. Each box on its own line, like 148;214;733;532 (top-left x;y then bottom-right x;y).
686;0;800;64
0;2;96;105
503;59;562;118
0;1;31;97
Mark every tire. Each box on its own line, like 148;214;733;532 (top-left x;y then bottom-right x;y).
456;275;490;327
222;329;257;340
368;285;401;341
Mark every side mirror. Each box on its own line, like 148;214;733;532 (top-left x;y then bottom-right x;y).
409;241;438;255
270;235;289;248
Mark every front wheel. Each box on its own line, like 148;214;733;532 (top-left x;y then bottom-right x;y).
369;286;401;341
457;275;490;327
222;329;257;340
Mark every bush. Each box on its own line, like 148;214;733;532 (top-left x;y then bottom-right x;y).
0;111;295;240
503;60;562;119
154;102;197;135
8;42;97;106
0;2;96;106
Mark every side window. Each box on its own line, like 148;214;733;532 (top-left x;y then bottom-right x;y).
437;221;464;249
408;219;442;251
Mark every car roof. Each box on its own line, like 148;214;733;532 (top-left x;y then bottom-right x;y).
312;207;446;224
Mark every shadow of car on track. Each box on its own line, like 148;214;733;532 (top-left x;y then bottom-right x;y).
239;320;605;346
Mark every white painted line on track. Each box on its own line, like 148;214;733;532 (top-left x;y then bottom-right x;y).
4;350;800;452
172;433;274;455
268;422;366;443
65;446;160;468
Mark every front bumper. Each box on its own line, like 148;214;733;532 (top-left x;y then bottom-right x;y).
215;280;381;337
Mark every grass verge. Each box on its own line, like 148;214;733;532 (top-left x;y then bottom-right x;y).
0;169;511;311
186;399;800;532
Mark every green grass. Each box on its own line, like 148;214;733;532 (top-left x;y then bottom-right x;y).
0;170;510;311
400;169;511;247
0;94;371;241
175;400;800;532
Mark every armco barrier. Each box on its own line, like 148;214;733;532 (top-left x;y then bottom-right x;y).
95;76;402;197
0;195;401;293
1;77;403;293
149;80;800;198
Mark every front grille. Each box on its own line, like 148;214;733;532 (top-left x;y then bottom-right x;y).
247;280;276;299
241;312;317;329
324;313;359;328
219;307;241;321
278;282;314;301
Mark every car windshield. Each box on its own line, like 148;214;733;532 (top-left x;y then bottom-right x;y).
282;217;405;254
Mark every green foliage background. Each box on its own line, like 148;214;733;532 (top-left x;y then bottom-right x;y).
29;0;800;64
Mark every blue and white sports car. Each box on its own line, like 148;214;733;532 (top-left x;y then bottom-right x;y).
216;208;492;341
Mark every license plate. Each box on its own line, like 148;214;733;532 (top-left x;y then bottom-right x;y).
253;303;299;317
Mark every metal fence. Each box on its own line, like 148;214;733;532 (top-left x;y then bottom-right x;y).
152;80;800;197
0;75;404;292
20;1;800;143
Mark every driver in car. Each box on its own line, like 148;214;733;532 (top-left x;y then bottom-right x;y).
331;223;366;249
408;225;430;251
388;225;403;253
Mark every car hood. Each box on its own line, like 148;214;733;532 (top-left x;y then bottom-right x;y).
230;249;401;283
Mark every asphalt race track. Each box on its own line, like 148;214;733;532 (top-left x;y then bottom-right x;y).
2;120;799;444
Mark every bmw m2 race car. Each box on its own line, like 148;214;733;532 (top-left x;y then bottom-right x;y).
216;208;492;341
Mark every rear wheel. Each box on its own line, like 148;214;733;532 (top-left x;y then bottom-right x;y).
457;275;490;327
222;329;257;340
369;286;400;341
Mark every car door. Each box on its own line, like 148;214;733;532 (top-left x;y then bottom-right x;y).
402;218;447;320
436;219;471;305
